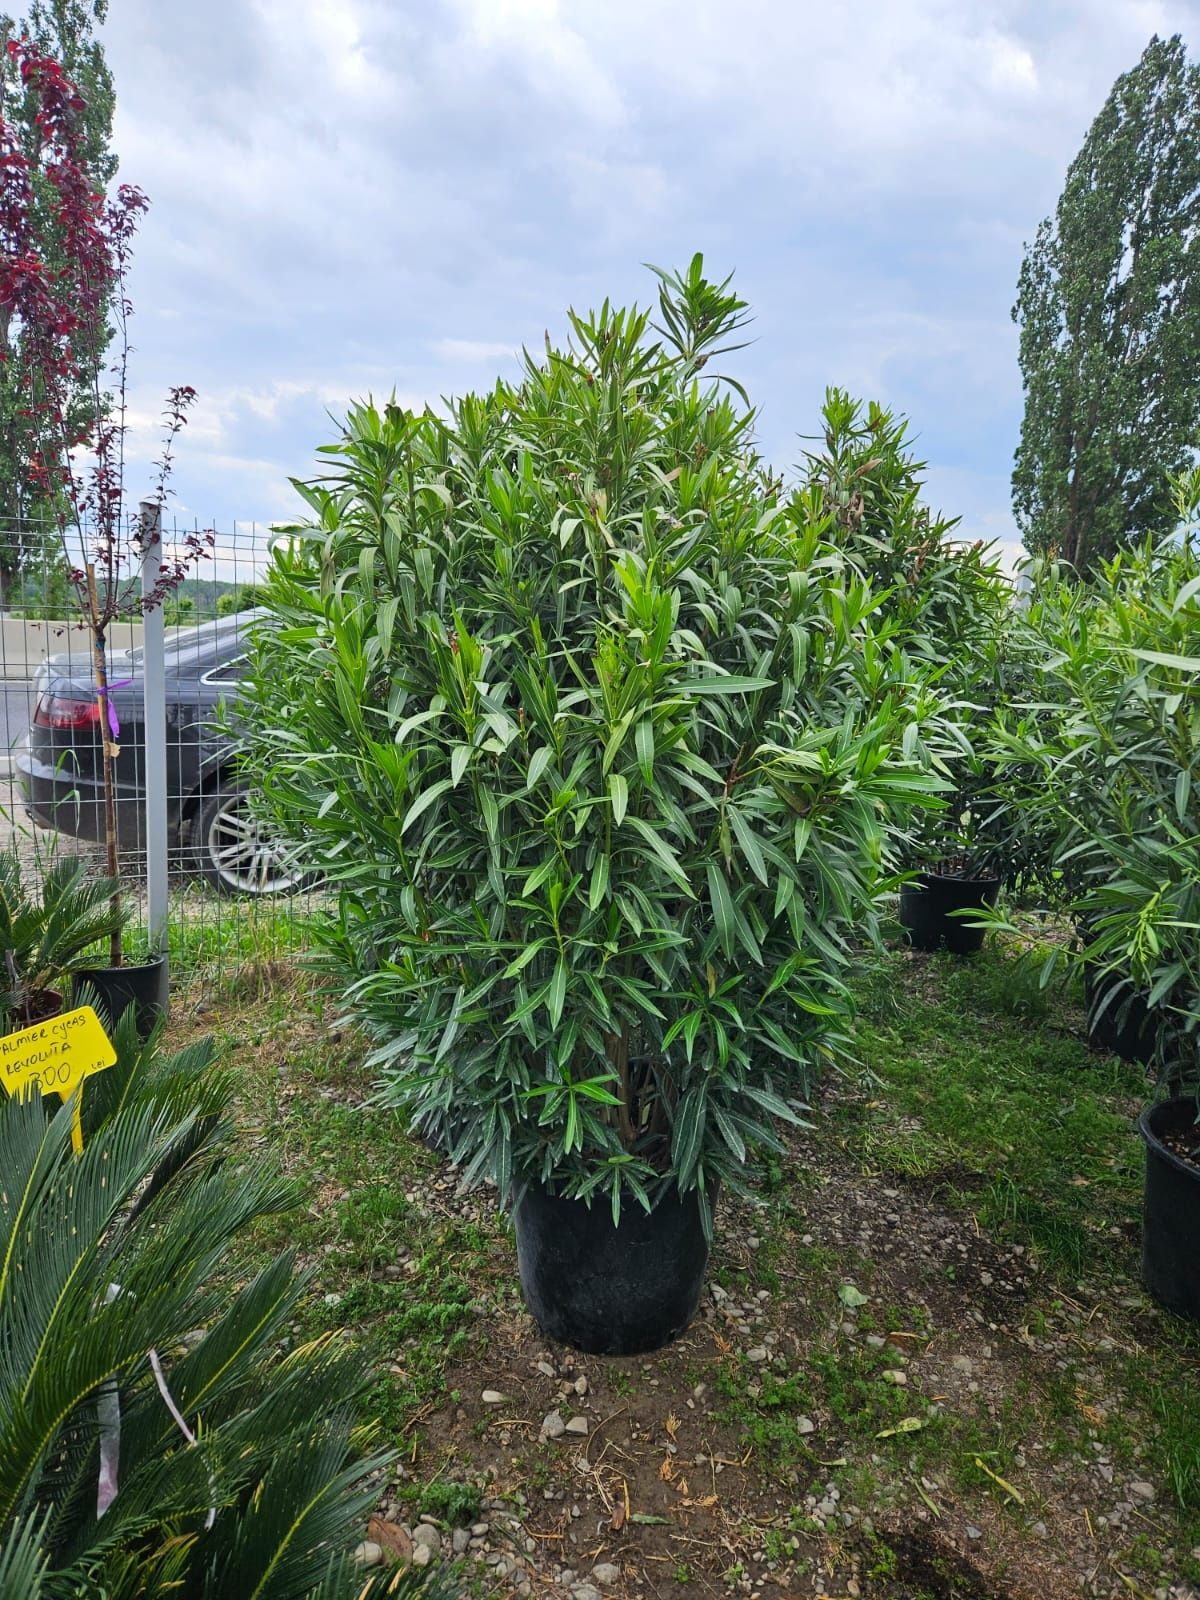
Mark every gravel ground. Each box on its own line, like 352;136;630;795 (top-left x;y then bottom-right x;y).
326;1124;1200;1600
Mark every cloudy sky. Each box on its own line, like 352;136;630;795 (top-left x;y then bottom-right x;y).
100;0;1200;568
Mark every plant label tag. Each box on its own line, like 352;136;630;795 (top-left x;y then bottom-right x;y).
0;1006;117;1152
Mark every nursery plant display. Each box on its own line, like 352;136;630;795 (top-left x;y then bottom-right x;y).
241;259;947;1353
0;849;126;1027
0;1010;464;1598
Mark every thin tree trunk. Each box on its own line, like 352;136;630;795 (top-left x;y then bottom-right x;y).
86;563;122;966
606;1028;635;1145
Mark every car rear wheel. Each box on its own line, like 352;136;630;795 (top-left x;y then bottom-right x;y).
187;788;308;896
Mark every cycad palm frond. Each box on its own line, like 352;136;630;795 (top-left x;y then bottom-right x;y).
0;1023;451;1596
0;1509;47;1600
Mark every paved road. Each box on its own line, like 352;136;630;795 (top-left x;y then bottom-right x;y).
0;679;33;765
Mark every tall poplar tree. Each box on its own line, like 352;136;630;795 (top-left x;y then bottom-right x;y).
0;0;114;600
1012;35;1200;573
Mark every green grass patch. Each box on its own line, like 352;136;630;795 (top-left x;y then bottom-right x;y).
838;940;1200;1564
845;944;1145;1276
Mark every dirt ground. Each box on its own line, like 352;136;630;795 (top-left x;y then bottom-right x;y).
364;1113;1198;1600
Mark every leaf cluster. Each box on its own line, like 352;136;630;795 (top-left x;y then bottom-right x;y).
798;390;1024;879
989;492;1200;1083
239;260;951;1220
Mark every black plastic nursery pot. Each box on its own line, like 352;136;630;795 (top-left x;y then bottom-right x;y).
513;1177;716;1356
1140;1098;1200;1323
898;871;1000;956
1085;967;1157;1067
72;954;168;1038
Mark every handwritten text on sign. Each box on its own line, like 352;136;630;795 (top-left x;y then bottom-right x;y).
0;1005;116;1107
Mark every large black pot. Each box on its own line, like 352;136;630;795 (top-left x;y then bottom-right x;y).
72;955;168;1038
513;1177;715;1355
899;871;1000;956
1085;966;1156;1066
1140;1098;1200;1323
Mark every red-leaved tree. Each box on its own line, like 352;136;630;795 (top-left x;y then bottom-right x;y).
0;37;211;963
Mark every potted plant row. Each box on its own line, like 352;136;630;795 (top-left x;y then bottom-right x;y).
240;259;952;1354
993;501;1200;1322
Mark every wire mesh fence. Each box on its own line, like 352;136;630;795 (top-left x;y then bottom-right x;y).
0;515;323;993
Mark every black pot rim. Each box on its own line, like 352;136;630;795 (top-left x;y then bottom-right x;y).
75;952;168;977
511;1168;709;1210
908;868;1000;889
1139;1098;1200;1183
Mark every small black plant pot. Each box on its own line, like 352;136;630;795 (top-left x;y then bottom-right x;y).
1085;967;1156;1066
898;871;1000;956
1140;1098;1200;1323
72;955;168;1038
513;1177;715;1356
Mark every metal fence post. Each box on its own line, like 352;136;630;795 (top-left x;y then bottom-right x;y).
140;500;169;962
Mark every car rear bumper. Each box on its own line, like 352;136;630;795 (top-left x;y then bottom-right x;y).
15;749;182;850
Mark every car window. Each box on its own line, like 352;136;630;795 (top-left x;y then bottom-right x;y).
202;653;249;683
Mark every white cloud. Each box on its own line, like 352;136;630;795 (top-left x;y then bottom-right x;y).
96;0;1200;541
445;0;628;126
985;31;1039;92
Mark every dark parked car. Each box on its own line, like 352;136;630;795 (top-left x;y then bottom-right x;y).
16;612;303;895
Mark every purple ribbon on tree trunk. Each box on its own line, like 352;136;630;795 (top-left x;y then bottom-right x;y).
96;680;133;740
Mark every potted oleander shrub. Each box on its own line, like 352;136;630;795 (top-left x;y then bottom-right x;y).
996;510;1200;1068
897;768;1005;955
799;392;1017;953
0;1009;463;1599
240;260;947;1354
991;488;1200;1318
0;849;126;1028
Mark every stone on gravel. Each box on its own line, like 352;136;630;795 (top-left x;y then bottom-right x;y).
412;1544;433;1568
746;1345;768;1362
1129;1479;1156;1501
412;1525;441;1552
592;1562;620;1586
571;1586;602;1600
565;1415;589;1435
882;1369;907;1385
452;1529;471;1554
542;1410;566;1439
796;1415;816;1434
481;1389;506;1404
352;1542;382;1568
965;1524;982;1540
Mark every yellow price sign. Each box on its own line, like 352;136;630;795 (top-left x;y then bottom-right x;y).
0;1005;117;1153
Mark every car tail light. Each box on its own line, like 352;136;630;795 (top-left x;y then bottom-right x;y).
33;692;101;730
